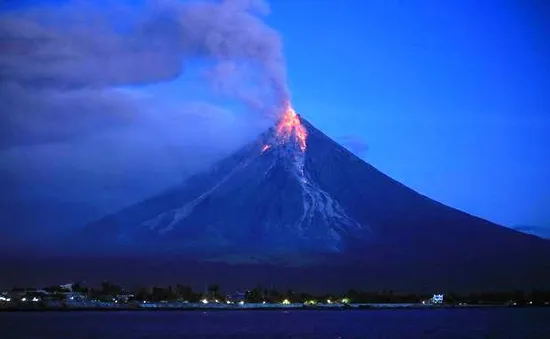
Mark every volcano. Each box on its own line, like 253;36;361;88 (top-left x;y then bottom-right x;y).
76;110;550;291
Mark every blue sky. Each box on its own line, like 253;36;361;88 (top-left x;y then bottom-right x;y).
1;0;549;239
266;0;550;229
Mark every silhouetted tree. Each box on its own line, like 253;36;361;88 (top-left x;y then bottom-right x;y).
245;287;263;303
134;287;151;302
72;283;89;294
100;281;122;296
151;286;175;301
44;285;67;293
175;285;194;301
207;284;221;299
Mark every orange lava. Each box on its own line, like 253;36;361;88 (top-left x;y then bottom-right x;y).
276;101;307;152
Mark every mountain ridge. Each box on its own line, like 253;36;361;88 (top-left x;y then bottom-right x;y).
66;117;550;290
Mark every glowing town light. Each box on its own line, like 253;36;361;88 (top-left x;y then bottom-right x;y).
32;297;39;302
282;299;290;305
238;301;244;305
262;301;266;304
201;298;208;304
226;300;231;304
21;298;27;302
326;299;332;304
341;298;350;304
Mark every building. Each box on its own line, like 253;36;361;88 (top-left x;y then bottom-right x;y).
59;283;74;292
66;292;87;302
431;294;444;304
115;293;135;303
226;291;246;303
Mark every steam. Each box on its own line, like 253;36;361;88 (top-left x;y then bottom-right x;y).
0;0;288;146
0;0;292;250
178;0;288;102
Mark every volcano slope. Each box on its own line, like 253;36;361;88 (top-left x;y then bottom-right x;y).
60;116;550;292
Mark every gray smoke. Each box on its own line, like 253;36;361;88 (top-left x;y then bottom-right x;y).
0;0;287;147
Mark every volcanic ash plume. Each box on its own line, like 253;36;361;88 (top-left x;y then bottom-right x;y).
175;0;291;114
0;0;296;146
167;0;309;153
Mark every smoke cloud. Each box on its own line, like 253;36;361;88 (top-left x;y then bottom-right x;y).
0;0;290;248
0;0;288;147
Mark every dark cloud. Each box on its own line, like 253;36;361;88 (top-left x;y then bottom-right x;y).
0;99;265;247
0;0;287;247
0;0;286;147
340;135;369;155
0;11;183;88
0;82;137;146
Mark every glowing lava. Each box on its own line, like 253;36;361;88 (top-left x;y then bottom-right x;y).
260;101;307;155
275;101;307;152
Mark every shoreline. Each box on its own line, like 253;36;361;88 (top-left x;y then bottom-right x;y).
1;304;539;312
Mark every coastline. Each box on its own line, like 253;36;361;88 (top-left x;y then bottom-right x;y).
0;303;533;312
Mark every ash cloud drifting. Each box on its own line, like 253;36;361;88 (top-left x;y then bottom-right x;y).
0;0;288;147
0;0;291;247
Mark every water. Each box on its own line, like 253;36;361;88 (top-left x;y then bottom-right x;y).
1;308;549;338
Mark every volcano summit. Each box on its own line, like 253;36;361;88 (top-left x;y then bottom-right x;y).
80;108;550;291
87;104;372;261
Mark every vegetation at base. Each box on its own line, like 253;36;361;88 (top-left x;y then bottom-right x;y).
4;282;550;306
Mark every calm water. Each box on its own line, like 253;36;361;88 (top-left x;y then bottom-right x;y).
1;308;549;339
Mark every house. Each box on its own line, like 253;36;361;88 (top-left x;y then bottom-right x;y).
66;292;87;302
226;291;246;303
59;283;74;292
431;294;444;304
421;294;445;305
115;293;135;303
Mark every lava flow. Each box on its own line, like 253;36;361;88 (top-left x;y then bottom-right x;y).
275;101;307;152
260;101;307;154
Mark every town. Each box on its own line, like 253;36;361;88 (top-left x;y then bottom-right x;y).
1;282;549;311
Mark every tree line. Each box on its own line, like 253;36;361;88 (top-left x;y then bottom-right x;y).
10;283;550;305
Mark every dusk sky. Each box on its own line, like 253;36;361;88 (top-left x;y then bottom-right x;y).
1;0;549;250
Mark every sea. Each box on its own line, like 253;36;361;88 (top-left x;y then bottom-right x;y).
1;308;549;339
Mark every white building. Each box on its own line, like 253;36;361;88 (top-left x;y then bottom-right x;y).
60;283;74;292
431;294;444;304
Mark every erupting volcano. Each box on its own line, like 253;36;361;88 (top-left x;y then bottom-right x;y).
273;101;308;152
83;109;550;291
